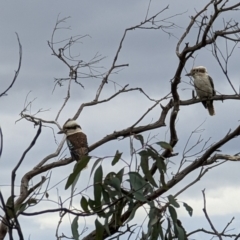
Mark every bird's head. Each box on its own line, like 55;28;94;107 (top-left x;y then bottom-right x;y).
58;119;83;136
186;66;208;77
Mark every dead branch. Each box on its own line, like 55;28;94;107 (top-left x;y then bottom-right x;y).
55;78;72;121
0;123;42;240
202;189;223;240
0;33;22;98
204;153;240;165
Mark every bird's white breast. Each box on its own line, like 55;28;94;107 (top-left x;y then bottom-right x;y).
194;75;213;98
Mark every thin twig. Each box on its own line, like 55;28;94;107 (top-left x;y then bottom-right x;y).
202;189;223;240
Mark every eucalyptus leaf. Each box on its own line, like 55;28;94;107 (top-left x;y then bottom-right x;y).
134;134;144;147
168;205;177;223
71;216;79;240
94;165;103;205
80;196;89;212
183;202;193;216
65;156;91;190
168;195;180;208
95;218;104;240
111;150;122;166
156;141;173;152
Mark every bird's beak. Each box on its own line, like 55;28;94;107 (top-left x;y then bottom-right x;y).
58;130;64;134
185;73;191;76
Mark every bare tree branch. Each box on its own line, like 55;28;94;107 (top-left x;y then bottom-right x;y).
0;33;22;97
202;189;223;240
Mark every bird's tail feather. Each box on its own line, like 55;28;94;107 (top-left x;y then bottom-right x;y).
207;101;215;116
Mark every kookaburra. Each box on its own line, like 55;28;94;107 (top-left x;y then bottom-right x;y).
186;66;216;116
58;119;88;161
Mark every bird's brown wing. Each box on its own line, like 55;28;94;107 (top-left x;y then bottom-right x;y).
208;75;216;96
66;132;88;161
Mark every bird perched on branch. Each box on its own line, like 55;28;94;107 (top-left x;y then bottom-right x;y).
186;66;216;116
58;119;88;161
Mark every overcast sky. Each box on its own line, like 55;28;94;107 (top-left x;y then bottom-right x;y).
1;1;240;239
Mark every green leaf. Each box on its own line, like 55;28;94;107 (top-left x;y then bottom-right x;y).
146;148;166;173
27;198;37;206
143;183;153;196
77;155;91;168
90;158;103;179
165;218;172;240
45;192;49;198
95;218;104;240
94;165;103;205
107;177;122;196
139;151;148;167
88;198;98;211
146;148;167;188
104;216;111;236
6;195;14;207
6;195;15;219
102;185;118;200
183;202;193;216
105;205;115;218
138;150;148;157
154;157;166;173
125;204;138;223
111;150;122;166
65;156;91;190
80;196;89;212
156;141;173;152
140;151;157;188
18;202;28;214
129;172;147;192
147;200;155;208
104;172;122;195
114;199;125;225
70;163;81;195
97;210;106;218
132;191;146;202
149;207;160;226
151;222;159;240
71;216;79;240
134;134;144;147
102;188;110;204
116;168;124;183
104;172;115;183
168;205;177;223
129;172;148;202
158;220;164;240
127;200;134;212
175;224;185;240
168;195;180;208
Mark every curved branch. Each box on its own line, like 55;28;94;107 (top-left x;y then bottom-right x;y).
0;123;42;240
0;33;22;97
11;122;42;201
